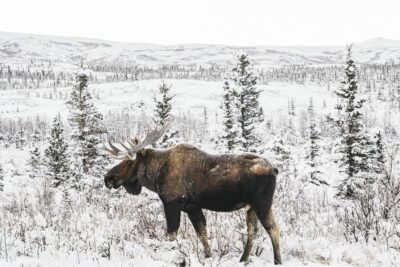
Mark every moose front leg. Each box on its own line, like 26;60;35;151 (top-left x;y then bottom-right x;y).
187;208;211;258
162;200;183;241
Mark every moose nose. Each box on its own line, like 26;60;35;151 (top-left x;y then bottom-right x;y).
104;175;113;189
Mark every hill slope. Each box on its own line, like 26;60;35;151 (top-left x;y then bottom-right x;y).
1;32;400;69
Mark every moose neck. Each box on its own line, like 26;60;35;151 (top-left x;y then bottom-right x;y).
138;149;170;193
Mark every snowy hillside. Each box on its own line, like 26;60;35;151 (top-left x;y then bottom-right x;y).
1;31;400;69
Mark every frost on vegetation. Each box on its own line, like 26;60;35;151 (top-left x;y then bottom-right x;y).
0;49;399;266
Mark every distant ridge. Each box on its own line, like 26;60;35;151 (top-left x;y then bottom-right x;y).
1;31;400;69
359;37;400;47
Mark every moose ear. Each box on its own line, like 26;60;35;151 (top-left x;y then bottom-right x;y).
138;149;147;158
123;180;142;195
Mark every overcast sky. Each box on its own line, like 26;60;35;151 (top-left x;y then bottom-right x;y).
1;0;399;46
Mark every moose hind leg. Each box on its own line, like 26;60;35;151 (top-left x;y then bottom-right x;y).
265;210;282;265
254;206;282;265
240;208;259;262
187;209;211;258
163;200;183;241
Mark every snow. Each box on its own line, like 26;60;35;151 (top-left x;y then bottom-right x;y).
0;80;336;123
1;31;400;71
0;32;399;267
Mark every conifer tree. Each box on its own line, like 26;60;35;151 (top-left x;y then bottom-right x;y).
288;98;296;116
271;137;293;199
15;126;26;150
0;159;4;192
221;80;239;151
374;131;385;166
28;129;41;179
153;81;179;148
335;45;371;198
44;116;70;188
271;138;291;175
305;98;327;185
66;72;106;183
368;131;385;176
201;107;209;140
232;54;263;152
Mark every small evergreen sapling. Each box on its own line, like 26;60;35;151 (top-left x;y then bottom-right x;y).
305;98;327;186
28;129;42;179
44;116;70;188
221;80;239;152
153;81;179;148
0;159;4;192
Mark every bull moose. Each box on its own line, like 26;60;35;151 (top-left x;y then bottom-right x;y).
103;120;282;264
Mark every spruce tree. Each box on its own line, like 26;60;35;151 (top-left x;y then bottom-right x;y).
305;98;327;185
271;137;293;200
374;131;385;166
44;116;70;188
369;131;385;176
221;80;239;151
288;98;296;116
0;159;4;192
66;72;106;183
153;81;178;148
335;45;371;198
232;54;264;153
202;107;209;140
28;129;41;179
15;126;25;149
272;138;291;174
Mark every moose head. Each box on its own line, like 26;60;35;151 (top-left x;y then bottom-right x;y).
103;119;173;194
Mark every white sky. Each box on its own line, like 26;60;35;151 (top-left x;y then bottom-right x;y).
1;0;399;46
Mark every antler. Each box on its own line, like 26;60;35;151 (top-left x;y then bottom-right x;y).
127;118;174;154
104;118;174;159
103;134;129;159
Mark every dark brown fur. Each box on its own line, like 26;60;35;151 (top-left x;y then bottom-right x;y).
104;144;282;264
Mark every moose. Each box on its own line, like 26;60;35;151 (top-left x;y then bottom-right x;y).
103;120;282;264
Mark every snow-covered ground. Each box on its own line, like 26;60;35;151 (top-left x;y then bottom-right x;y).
0;32;400;267
1;76;399;266
0;79;336;120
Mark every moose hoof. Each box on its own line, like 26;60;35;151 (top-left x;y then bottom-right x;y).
239;256;249;263
166;232;177;241
204;249;211;258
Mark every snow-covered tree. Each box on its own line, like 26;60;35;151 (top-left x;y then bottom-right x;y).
305;98;327;185
373;131;385;168
44;116;70;189
271;138;291;176
153;81;179;148
28;129;41;179
221;80;239;151
201;107;209;140
288;98;296;116
0;159;4;192
232;54;263;153
335;45;371;198
270;137;295;203
15;126;26;150
66;72;107;186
